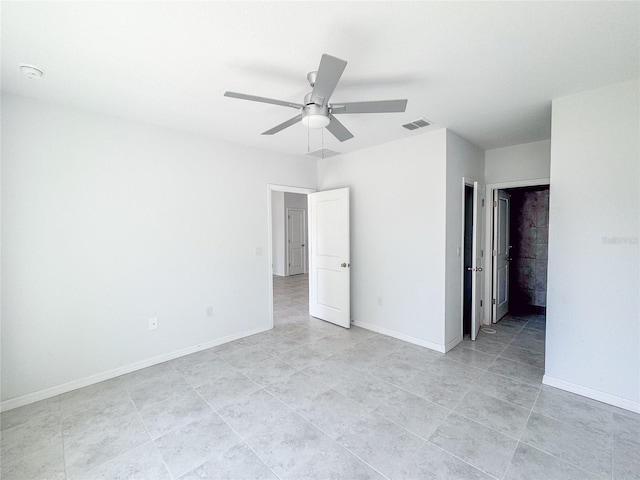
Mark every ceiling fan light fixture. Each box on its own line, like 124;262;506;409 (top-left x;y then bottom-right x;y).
301;101;330;129
301;114;330;129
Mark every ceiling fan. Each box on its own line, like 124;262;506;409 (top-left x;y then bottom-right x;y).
224;54;408;142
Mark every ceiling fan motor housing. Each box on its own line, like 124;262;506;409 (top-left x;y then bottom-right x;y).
301;91;330;128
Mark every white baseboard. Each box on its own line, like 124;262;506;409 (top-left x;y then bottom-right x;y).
0;325;272;413
353;320;446;353
445;335;463;353
543;375;640;414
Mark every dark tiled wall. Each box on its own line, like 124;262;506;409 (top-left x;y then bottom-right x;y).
509;187;549;309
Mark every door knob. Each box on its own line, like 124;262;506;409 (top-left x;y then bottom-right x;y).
467;267;474;271
477;267;483;272
341;263;347;268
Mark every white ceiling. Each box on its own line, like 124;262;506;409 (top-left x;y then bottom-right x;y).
2;1;638;156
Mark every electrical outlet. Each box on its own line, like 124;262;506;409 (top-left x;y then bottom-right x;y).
377;296;383;307
148;317;158;330
206;306;213;318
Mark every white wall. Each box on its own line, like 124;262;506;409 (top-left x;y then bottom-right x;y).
284;192;307;210
485;139;550;184
482;139;551;323
444;130;485;349
318;129;448;350
1;94;317;403
545;79;639;411
271;191;285;276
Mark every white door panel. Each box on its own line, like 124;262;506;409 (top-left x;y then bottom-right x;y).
493;190;511;322
317;269;342;307
287;208;306;275
309;188;350;328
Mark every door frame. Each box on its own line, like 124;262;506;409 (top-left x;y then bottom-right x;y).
285;207;307;276
267;184;315;329
483;178;550;324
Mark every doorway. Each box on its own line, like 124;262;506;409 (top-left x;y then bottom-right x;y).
490;184;550;322
463;184;474;336
267;185;351;330
268;186;314;329
271;191;309;277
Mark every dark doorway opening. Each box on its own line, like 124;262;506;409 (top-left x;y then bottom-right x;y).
504;185;549;316
463;184;474;336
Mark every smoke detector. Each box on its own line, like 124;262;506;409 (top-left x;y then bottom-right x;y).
19;64;44;79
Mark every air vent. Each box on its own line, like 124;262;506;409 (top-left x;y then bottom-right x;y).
307;149;341;159
402;117;432;130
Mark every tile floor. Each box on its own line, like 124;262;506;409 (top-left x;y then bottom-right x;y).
1;274;639;479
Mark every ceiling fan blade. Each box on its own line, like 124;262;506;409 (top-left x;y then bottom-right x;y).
224;91;302;109
331;99;408;114
262;114;303;135
310;54;347;106
326;115;354;142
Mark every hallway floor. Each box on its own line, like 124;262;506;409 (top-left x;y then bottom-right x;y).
1;274;638;479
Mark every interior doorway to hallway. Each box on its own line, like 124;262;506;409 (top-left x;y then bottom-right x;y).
271;190;309;329
267;185;314;328
271;191;309;277
268;184;352;330
490;183;550;322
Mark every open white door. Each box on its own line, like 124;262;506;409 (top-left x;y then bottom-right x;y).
308;188;350;328
470;181;485;340
492;190;511;322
